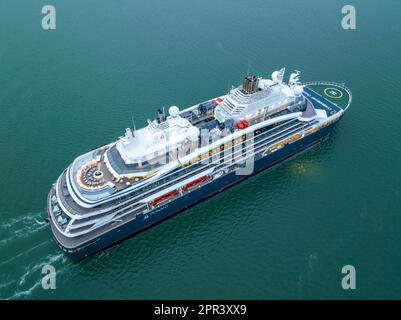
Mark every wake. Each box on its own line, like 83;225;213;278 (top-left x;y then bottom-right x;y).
0;211;71;299
0;211;48;248
3;253;69;300
0;211;45;229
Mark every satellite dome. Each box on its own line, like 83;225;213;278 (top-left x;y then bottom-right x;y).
187;126;200;141
258;79;270;90
271;68;285;84
271;71;279;82
169;106;180;117
293;85;304;96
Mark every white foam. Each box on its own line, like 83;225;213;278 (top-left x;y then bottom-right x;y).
5;253;67;300
0;211;47;249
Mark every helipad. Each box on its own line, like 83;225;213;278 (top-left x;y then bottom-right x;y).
324;87;344;99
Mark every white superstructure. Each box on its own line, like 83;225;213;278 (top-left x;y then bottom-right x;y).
215;69;304;122
116;106;200;165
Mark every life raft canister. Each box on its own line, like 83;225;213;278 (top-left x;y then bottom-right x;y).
236;119;249;129
212;97;223;106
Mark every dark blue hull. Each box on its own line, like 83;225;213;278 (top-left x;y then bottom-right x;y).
57;121;338;261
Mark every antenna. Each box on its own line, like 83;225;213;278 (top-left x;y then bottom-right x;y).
130;111;136;136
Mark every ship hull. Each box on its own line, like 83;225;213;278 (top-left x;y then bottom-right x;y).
51;120;339;261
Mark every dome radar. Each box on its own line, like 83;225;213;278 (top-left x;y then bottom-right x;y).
169;106;180;117
187;126;200;142
272;68;286;84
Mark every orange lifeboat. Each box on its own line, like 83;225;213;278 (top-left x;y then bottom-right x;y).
182;176;209;191
149;189;178;206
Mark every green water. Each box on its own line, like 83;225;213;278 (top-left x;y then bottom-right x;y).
0;0;400;299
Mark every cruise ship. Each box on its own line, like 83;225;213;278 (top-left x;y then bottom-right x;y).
47;69;352;260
